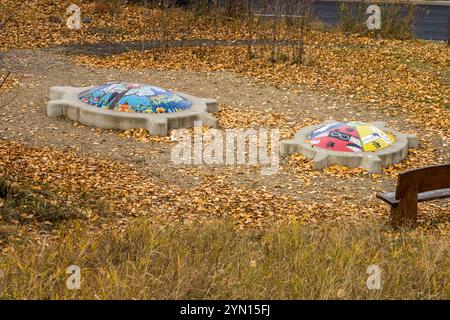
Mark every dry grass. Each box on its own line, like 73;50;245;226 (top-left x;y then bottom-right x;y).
0;177;81;226
0;218;448;299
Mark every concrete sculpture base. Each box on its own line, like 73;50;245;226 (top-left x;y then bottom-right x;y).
47;86;218;136
281;120;418;173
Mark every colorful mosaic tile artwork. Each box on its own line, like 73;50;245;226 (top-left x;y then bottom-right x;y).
79;82;192;113
307;121;395;152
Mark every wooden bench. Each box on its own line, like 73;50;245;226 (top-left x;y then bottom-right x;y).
377;164;450;226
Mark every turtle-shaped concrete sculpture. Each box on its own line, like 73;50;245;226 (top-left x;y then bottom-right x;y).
47;82;218;136
281;120;418;173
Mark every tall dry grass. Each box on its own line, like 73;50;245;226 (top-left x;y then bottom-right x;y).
0;218;448;299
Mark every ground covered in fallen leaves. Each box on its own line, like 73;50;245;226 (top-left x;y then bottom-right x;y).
0;0;297;50
0;3;449;249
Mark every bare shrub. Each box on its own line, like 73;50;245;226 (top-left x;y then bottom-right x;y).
337;0;417;39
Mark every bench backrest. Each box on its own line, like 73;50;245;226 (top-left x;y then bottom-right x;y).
395;164;450;200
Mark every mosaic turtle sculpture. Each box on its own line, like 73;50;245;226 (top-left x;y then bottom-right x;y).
281;120;418;173
47;82;218;136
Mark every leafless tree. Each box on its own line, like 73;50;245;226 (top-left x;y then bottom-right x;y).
245;0;256;59
259;0;313;64
140;0;152;51
160;0;177;47
289;0;313;64
210;0;221;48
262;0;290;63
223;0;245;17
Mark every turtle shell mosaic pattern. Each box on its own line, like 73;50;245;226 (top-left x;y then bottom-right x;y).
79;82;192;113
307;121;395;152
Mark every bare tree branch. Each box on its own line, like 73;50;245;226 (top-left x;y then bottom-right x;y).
0;70;10;88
